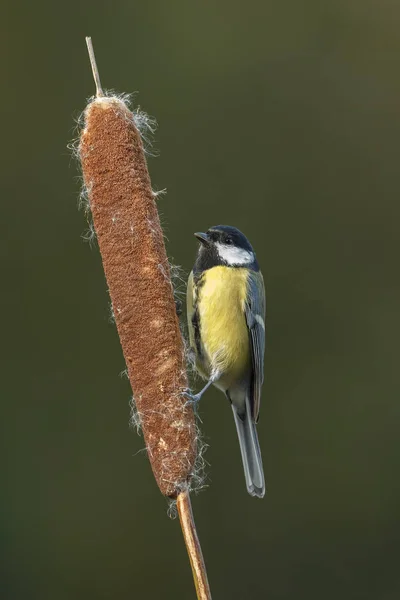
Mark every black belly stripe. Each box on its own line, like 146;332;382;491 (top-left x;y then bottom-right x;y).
192;272;206;358
192;309;202;357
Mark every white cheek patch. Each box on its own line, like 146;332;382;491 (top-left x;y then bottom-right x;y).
216;243;254;266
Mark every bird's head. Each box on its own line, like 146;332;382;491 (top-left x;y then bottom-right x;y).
194;225;257;270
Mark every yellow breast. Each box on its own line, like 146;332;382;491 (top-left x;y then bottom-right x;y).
196;266;250;382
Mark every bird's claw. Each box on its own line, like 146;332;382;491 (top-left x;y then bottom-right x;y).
182;388;202;408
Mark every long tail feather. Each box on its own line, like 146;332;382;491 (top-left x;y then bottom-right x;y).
232;397;265;498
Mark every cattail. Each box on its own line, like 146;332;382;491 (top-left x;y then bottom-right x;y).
77;39;211;599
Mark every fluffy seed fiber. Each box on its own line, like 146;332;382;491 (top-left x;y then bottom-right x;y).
79;97;196;497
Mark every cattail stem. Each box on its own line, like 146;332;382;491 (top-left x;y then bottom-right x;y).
177;489;212;600
78;38;211;599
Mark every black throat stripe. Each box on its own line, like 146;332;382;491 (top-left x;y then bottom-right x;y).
194;247;259;274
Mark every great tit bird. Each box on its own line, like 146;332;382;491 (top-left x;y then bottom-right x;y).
187;225;265;498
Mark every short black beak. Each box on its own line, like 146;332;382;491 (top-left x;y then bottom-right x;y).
194;232;209;245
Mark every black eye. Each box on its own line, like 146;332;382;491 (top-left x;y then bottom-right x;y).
226;237;233;245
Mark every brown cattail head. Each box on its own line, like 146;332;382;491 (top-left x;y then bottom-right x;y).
79;95;197;497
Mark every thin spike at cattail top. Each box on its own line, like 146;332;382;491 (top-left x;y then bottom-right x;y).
85;37;104;97
79;72;196;498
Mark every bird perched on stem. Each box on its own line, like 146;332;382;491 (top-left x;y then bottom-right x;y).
187;225;265;498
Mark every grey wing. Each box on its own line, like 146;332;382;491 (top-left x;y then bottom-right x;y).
245;270;266;422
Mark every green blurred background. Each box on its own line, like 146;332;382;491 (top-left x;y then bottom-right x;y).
2;1;400;598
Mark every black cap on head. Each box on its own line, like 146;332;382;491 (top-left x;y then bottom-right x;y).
205;225;254;252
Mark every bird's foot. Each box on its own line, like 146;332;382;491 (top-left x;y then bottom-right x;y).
182;388;202;408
